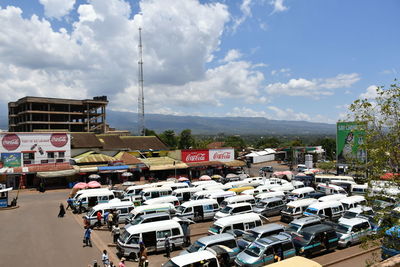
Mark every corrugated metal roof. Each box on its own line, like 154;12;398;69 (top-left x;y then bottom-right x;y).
73;153;117;164
121;136;168;151
140;157;188;171
114;152;143;165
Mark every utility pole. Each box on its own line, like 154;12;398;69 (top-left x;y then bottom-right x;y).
137;27;145;136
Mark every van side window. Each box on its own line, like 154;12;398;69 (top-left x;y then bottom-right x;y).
172;228;180;236
255;220;262;227
109;195;114;200
219;239;236;248
264;247;273;256
222;226;231;233
101;196;108;201
204;205;214;211
213;204;219;209
247;222;256;229
120;208;129;214
282;242;294;251
233;223;245;230
128;234;139;244
157;230;171;239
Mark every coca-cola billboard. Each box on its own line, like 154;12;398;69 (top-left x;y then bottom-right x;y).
50;133;68;147
209;149;234;162
2;134;21;151
181;150;209;163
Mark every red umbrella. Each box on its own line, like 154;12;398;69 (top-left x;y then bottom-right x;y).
87;181;101;188
73;182;88;189
178;177;189;182
296;173;307;176
199;175;212;181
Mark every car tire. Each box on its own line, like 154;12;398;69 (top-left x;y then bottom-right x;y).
345;242;351;248
129;252;137;261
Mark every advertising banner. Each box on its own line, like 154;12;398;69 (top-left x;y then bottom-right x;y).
209;149;234;162
181;150;209;163
1;153;22;167
336;122;366;164
0;133;71;166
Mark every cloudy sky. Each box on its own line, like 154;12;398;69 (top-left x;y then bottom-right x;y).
0;0;398;124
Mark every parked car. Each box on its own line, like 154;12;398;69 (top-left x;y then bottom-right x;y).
285;216;322;234
336;218;372;248
253;197;286;217
237;223;285;250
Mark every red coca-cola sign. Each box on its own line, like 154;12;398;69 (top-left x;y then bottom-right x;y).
212;151;232;160
50;133;68;147
181;150;209;163
2;134;21;151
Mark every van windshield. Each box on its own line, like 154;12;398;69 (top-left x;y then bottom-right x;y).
187;241;205;253
220;206;233;214
130;216;144;225
119;228;130;243
337;224;351;233
162;260;179;267
209;225;222;234
176;206;185;213
283;206;295;214
286;223;301;233
343;211;358;219
88;208;96;217
297;231;313;242
244;242;264;257
242;230;258;242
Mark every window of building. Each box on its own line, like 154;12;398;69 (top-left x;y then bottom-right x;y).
58;151;65;158
23;153;34;160
47;152;55;158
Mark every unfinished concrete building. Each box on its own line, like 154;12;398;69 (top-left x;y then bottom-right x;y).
8;96;108;133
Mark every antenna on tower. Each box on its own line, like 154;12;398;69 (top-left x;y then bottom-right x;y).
137;27;145;136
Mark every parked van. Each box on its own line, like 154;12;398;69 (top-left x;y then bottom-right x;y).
292;224;338;256
229;186;254;194
163;250;220;267
226;181;259;188
292;181;305;189
340;195;366;210
128;212;172;226
191;190;224;200
117;220;184;260
253;197;286;217
318;194;347;203
125;203;175;223
85;201;135;226
241;187;270;196
220;195;255;208
330;180;356;193
350;184;368;195
214;203;253;220
208;190;236;204
314;175;354;184
72;187;109;201
256;192;286;203
285;216;322;234
287;187;315;201
280;198;318;223
124;184;152;197
182;233;240;263
175;199;219;222
203;183;232;191
336;218;372;248
172;187;201;202
165;183;189;191
304;201;344;222
140;187;172;201
143;196;180;206
316;183;348;195
192;180;217;187
235;233;296;266
341;206;373;221
73;190;115;212
237;223;285;250
209;213;263;235
270;184;295;193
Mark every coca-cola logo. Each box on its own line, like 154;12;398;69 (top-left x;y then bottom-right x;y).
50;133;68;147
212;152;231;160
185;153;206;162
2;134;20;151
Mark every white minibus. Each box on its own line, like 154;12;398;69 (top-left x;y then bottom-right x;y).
140;187;173;201
175;199;219;222
125;203;175;223
172;187;201;202
85;201;135;225
209;213;263;235
143;196;180;206
280;198;318;223
220;195;255;208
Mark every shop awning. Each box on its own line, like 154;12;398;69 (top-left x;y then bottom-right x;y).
98;165;129;171
114;152;143;165
36;169;77;178
141;157;188;171
149;163;188;171
186;161;224;168
224;160;246;167
73;152;117;164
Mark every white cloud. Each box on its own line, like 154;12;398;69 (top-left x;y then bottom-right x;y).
39;0;76;19
380;69;397;75
359;85;378;99
271;68;290;76
232;0;252;32
265;73;360;98
270;0;288;14
227;107;268;117
220;49;242;63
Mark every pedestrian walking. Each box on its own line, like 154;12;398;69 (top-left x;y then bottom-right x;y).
104;211;109;225
186;224;191;246
102;250;110;267
164;233;171;258
111;224;120;243
107;212;114;230
58;203;65;217
138;242;148;267
112;209;118;225
109;262;115;267
66;197;73;210
83;226;93;247
78;199;83;214
96;211;102;228
118;257;126;267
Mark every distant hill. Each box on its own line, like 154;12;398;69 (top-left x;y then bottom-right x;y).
107;110;336;135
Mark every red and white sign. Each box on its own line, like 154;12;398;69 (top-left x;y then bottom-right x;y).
50;133;68;147
2;134;21;151
181;150;209;163
209;149;234;162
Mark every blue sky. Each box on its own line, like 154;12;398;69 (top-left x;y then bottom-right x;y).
0;0;398;125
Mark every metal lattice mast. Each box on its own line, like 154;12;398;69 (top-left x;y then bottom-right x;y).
137;27;145;136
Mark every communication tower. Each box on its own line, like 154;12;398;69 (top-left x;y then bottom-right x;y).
137;27;145;136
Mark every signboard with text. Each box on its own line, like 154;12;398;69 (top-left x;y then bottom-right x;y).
209;148;234;162
181;148;235;163
336;122;366;164
1;153;22;167
181;150;209;163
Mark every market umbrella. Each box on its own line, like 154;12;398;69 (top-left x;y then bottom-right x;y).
88;174;100;180
73;182;88;189
296;173;307;176
121;172;133;177
226;173;239;178
87;181;101;188
272;171;284;177
211;175;222;180
282;171;293;175
199;175;212;181
178;177;189;182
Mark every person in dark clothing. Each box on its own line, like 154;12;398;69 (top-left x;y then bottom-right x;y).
66;197;74;210
58;203;66;217
78;200;83;214
164;233;171;258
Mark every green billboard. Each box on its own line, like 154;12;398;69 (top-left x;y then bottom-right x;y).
336;121;366;164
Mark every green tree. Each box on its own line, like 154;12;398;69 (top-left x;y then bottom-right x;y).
316;161;335;173
159;130;178;149
256;137;282;149
144;128;157;136
178;129;195;149
223;135;246;149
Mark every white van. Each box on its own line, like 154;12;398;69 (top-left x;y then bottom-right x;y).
175;199;220;222
85;201;135;225
314;175;354;184
280;198;318;223
304;200;344;222
143;196;180;206
318;194;347;202
351;184;368;195
226;181;260;188
241;187;270;196
209;213;263;235
191;190;224;200
214;203;253;220
220;195;256;208
270;184;295;193
207;191;236;204
340;195;366;210
287;187;315;201
125;184;152;197
316;183;348;195
151;181;176;188
72;187;109;201
140;187;173;201
117;220;184;260
192;180;217;187
292;181;305;189
203;183;232;191
172;187;201;202
73;190;115;211
125;203;175;223
165;183;189;191
163;250;220;267
243;177;264;184
256;191;286;202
